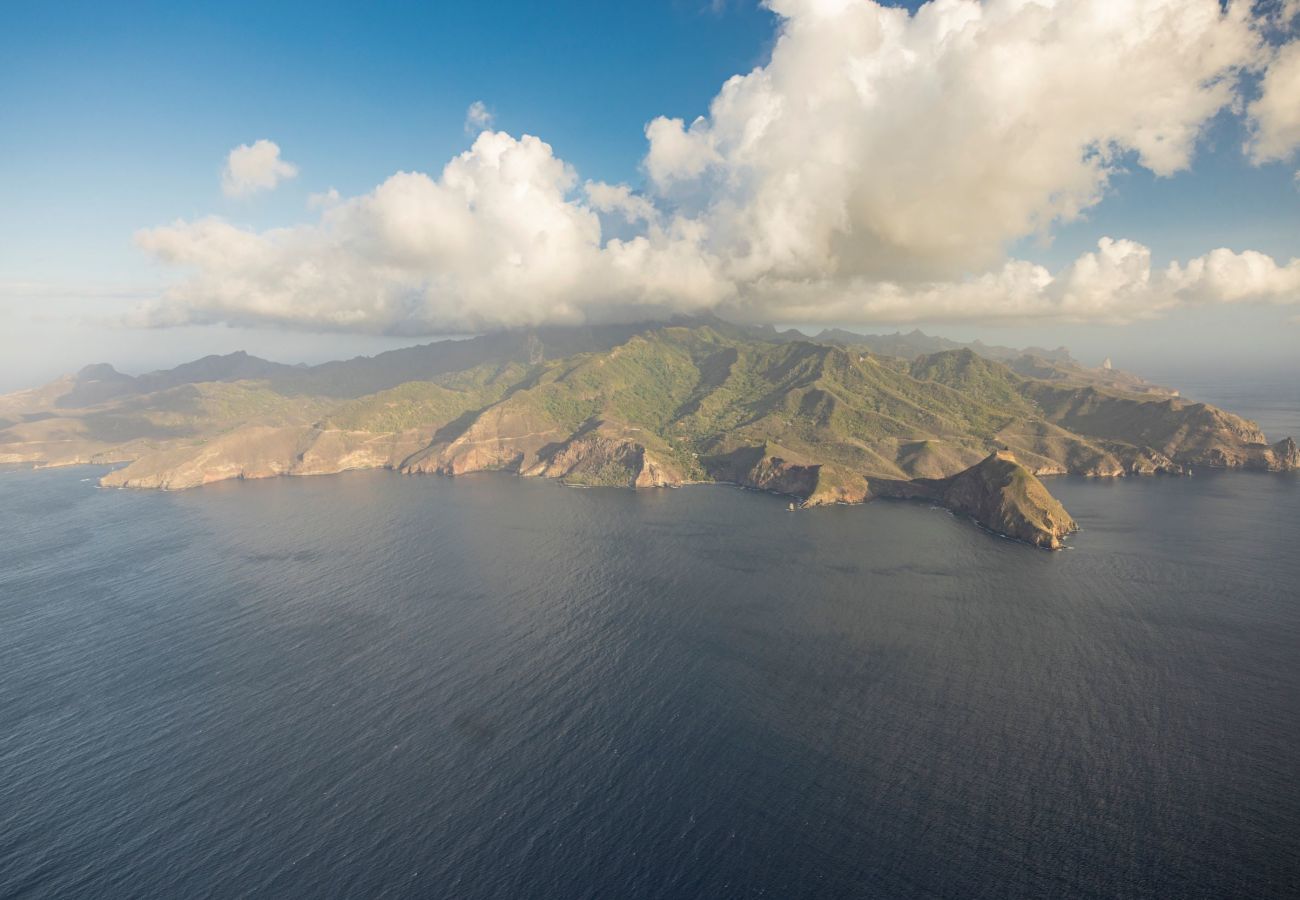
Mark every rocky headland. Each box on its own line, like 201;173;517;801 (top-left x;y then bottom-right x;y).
871;451;1077;549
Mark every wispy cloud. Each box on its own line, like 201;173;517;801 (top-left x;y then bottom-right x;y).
307;187;341;210
1246;39;1300;165
464;100;494;133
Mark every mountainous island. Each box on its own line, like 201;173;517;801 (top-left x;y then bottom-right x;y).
2;318;1295;549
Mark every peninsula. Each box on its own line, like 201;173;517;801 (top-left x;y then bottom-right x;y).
2;318;1295;549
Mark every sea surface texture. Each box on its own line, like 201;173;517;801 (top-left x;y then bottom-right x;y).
1;385;1297;899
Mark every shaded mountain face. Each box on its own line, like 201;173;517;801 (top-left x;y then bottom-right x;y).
46;320;668;410
53;353;299;409
55;364;140;408
3;318;1294;548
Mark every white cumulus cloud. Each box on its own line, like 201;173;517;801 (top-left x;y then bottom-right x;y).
140;1;1299;333
221;139;299;198
713;239;1300;326
584;181;659;224
138;132;727;332
1165;247;1300;304
646;0;1264;282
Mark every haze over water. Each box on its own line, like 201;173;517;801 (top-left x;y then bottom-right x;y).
2;377;1298;899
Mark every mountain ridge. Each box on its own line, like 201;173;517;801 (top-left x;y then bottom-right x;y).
3;318;1294;549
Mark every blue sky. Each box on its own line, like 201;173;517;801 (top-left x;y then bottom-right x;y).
1;0;775;282
1;0;1298;389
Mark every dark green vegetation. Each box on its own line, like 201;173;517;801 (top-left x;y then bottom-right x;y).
3;317;1295;547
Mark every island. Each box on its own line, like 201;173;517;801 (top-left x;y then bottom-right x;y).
2;317;1295;549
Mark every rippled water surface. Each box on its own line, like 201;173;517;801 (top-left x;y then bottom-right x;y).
1;456;1297;898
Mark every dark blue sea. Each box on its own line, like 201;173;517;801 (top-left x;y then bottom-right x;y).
2;381;1298;898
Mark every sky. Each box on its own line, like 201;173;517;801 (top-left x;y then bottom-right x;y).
2;0;1298;391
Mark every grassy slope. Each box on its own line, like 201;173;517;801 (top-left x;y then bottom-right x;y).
424;331;1078;494
322;362;528;433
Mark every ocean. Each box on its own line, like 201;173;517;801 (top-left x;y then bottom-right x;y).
1;382;1297;899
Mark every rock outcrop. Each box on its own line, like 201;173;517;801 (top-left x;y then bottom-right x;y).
701;443;868;504
872;451;1077;550
522;436;683;488
1268;437;1300;471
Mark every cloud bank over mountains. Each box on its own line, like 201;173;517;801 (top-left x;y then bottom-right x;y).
140;0;1300;333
